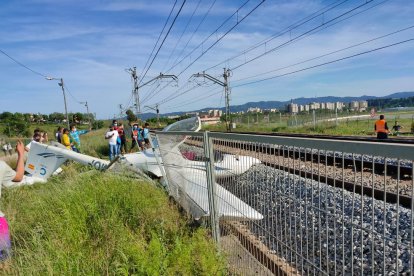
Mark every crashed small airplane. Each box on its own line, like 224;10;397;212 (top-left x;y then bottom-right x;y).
24;117;263;221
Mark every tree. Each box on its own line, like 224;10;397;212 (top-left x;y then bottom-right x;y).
0;112;13;120
126;109;137;123
92;120;104;130
72;112;83;123
49;112;65;122
2;119;30;137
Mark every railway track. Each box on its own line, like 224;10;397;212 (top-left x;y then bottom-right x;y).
182;135;413;208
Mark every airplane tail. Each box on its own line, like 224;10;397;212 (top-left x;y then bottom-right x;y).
25;142;110;181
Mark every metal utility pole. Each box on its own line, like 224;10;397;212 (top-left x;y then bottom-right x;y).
127;67;140;116
192;68;232;132
145;104;160;126
46;77;70;129
81;101;91;130
127;68;177;119
118;104;124;118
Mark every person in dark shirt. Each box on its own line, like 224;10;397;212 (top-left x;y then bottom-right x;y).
392;121;403;136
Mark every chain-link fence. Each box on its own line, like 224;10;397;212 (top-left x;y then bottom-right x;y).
156;131;414;275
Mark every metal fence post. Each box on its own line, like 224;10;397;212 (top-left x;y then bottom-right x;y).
203;131;220;244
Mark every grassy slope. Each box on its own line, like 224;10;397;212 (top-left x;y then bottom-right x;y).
1;127;225;274
3;168;225;275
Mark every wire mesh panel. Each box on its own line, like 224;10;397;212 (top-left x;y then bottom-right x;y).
156;132;209;220
156;130;414;275
208;133;414;275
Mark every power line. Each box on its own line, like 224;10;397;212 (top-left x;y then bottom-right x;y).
146;0;266;105
167;0;217;74
0;49;49;78
204;0;349;72
139;0;178;81
166;87;222;109
233;24;414;83
231;0;381;71
233;38;414;88
166;0;262;75
61;82;82;104
161;0;202;72
138;0;187;86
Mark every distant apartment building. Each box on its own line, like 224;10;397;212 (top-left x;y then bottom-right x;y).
208;109;222;117
359;101;368;111
320;102;326;109
349;101;359;111
247;107;262;113
287;103;299;114
325;102;335;110
335;102;345;110
309;102;320;110
349;100;368;112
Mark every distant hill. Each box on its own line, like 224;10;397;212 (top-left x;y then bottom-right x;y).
140;91;414;119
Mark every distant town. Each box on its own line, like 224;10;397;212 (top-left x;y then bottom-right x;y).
168;100;370;125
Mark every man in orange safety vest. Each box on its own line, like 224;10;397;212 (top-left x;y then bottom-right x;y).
374;114;389;140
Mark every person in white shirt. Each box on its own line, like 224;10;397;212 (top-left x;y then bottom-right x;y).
105;126;119;160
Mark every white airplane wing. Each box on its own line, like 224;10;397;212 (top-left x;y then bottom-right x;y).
167;167;263;221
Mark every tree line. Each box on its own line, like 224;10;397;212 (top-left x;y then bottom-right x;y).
0;111;99;137
368;97;414;109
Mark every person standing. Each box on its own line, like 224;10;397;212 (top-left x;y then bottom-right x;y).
129;124;143;153
69;124;89;153
375;114;389;139
143;122;150;149
55;127;63;143
6;143;12;156
105;126;119;160
61;128;73;150
118;123;127;154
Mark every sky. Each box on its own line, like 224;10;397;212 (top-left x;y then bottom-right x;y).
0;0;413;119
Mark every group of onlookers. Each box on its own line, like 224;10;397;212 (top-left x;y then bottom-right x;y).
105;120;151;160
55;125;89;152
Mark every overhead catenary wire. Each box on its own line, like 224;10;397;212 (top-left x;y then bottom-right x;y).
148;0;388;109
233;24;414;83
139;0;178;82
204;0;350;72
166;87;222;110
231;0;382;71
138;0;187;86
167;0;217;73
141;0;248;105
164;0;249;74
0;49;49;78
173;0;266;77
233;38;414;88
143;0;266;106
161;0;202;73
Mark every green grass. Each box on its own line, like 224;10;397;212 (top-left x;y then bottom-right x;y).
2;169;226;275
